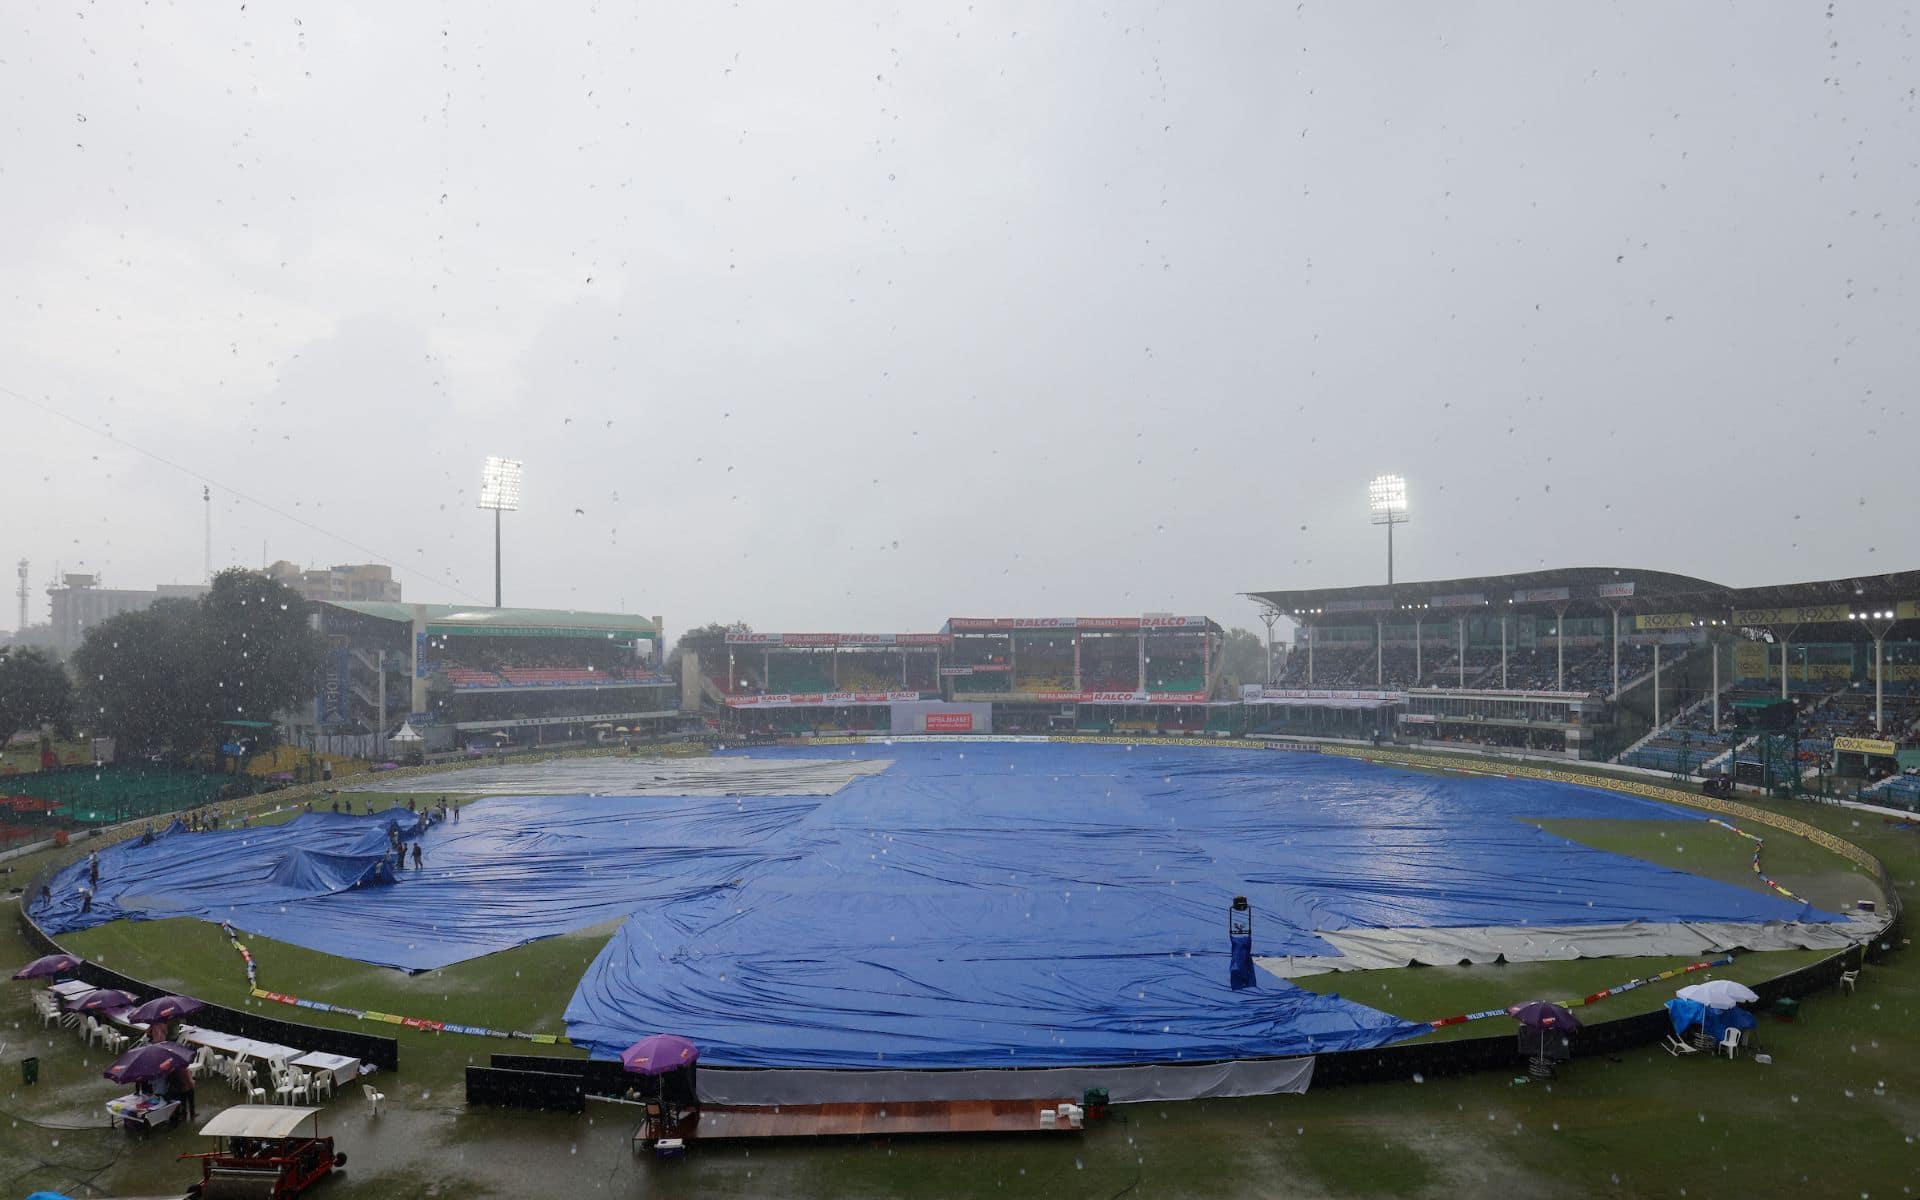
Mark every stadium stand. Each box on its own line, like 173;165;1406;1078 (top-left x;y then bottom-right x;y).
765;657;835;694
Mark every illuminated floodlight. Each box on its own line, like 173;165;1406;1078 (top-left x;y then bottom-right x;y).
1367;474;1409;588
479;456;522;607
479;456;523;511
1368;474;1409;524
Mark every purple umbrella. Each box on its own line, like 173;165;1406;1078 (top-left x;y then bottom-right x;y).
128;994;205;1024
1508;1000;1583;1032
12;953;83;980
102;1040;195;1085
75;988;141;1013
621;1034;700;1076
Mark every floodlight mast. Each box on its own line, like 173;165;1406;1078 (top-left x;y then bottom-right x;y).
478;456;523;608
1367;474;1409;587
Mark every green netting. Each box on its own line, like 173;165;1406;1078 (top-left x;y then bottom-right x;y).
1;765;234;825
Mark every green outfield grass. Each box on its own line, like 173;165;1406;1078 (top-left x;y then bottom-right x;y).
55;916;607;1091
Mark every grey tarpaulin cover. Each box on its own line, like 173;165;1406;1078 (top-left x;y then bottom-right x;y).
695;1056;1315;1106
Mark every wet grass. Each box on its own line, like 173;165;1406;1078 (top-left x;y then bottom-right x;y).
1537;814;1881;913
57;916;609;1093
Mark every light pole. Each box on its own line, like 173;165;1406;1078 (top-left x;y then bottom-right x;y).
1368;474;1409;587
478;456;523;608
1258;606;1281;686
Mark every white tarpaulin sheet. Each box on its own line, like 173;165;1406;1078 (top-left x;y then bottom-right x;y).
1256;915;1883;977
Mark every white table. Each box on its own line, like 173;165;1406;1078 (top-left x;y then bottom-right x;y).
49;979;94;1000
178;1025;300;1063
106;1092;179;1131
291;1051;361;1086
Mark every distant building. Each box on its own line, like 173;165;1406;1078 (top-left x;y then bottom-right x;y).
265;561;402;604
45;574;210;655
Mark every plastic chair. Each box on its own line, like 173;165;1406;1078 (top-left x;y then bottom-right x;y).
309;1069;334;1101
1662;1034;1700;1056
362;1083;385;1116
1839;969;1860;994
1719;1028;1742;1059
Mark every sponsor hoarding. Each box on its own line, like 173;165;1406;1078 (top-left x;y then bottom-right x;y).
924;712;974;732
1634;612;1695;631
1595;582;1637;598
1834;735;1899;757
1319;598;1388;614
1512;587;1572;603
1731;604;1851;626
1428;593;1486;609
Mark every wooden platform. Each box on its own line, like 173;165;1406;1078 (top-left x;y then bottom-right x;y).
638;1099;1085;1144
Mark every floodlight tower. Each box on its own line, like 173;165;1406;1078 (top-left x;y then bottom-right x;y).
1368;474;1409;587
478;456;523;608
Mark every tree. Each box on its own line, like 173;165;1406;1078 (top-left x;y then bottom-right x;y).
1216;627;1270;691
667;621;752;682
0;646;75;741
73;569;322;757
72;605;202;754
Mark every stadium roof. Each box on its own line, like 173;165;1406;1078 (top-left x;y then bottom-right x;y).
318;601;659;638
1250;567;1920;624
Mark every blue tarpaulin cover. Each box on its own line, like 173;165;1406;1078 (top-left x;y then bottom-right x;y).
38;745;1833;1068
1229;933;1256;990
1666;997;1758;1042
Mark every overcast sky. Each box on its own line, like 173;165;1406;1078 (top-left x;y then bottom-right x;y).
4;2;1915;639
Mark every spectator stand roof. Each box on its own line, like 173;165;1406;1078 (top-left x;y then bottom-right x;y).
1250;568;1920;630
943;616;1222;634
316;601;659;640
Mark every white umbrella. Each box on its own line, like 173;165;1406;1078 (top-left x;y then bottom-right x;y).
1676;979;1759;1009
389;723;424;744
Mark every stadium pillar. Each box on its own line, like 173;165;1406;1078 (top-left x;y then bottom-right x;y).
1711;636;1721;733
376;648;387;757
1307;624;1315;684
1874;632;1886;733
1652;642;1661;728
1610;608;1621;700
1779;634;1790;700
1375;619;1383;687
1414;618;1422;684
1554;605;1567;692
1458;617;1466;687
1501;616;1509;688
